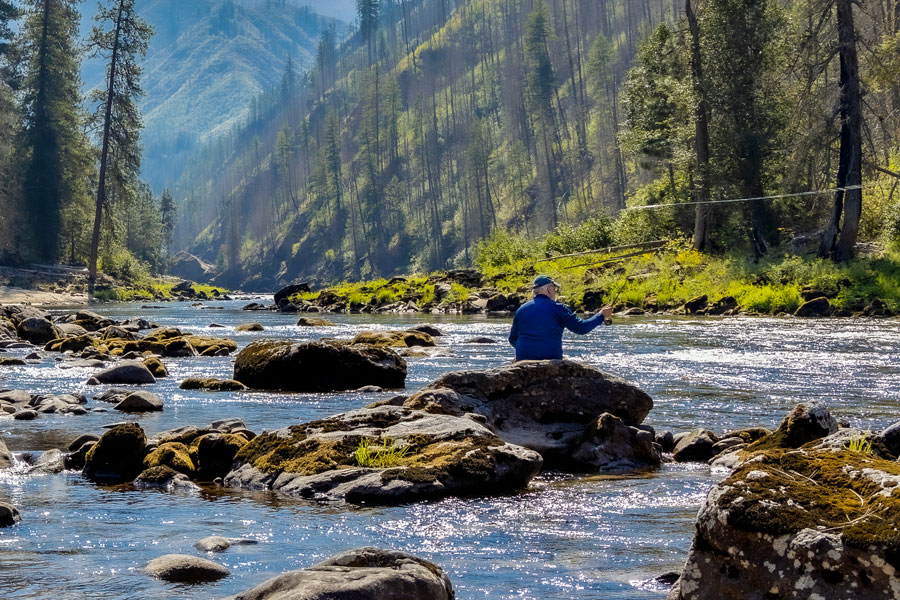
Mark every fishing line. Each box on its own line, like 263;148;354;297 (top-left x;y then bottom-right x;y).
622;184;871;212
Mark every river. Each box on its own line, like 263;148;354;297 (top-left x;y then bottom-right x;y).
1;299;898;599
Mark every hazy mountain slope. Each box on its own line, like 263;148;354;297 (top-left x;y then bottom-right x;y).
81;0;343;192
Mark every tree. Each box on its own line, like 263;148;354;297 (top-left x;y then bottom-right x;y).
685;0;712;251
87;0;153;291
819;0;862;261
357;0;379;65
0;1;16;58
524;0;563;228
20;0;88;262
160;188;176;253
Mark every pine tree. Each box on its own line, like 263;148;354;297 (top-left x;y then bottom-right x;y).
20;0;88;263
357;0;379;65
0;1;17;58
87;0;153;291
160;188;176;254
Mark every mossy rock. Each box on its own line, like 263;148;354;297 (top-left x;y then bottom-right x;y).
179;378;247;392
44;335;100;353
143;356;168;378
184;335;237;355
722;448;900;557
296;317;336;327
192;433;248;481
83;423;148;484
235;323;264;332
351;330;435;348
745;403;837;452
144;442;195;476
721;426;771;444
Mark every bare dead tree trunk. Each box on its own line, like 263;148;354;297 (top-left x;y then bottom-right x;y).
686;0;711;251
820;0;862;261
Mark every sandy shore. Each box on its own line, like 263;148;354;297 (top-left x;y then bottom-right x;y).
0;286;89;307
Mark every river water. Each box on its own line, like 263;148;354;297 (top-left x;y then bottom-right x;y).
1;299;898;599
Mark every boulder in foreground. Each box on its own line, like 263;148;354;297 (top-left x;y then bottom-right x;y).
224;404;541;503
227;547;453;600
405;359;654;469
88;361;156;385
668;445;900;600
233;339;406;392
82;423;147;483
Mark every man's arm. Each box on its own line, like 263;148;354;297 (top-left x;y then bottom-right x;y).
508;313;519;347
557;303;604;334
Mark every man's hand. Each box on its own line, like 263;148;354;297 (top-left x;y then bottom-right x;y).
600;306;613;320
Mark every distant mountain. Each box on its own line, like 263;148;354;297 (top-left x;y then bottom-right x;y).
81;0;347;192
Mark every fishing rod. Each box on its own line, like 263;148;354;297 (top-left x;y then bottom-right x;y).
602;259;637;326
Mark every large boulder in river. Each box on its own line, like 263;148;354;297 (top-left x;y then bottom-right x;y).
743;402;838;452
88;361;156;385
224;404;542;503
273;282;310;305
404;360;653;468
17;316;63;345
83;423;147;483
227;547;453;600
667;445;900;600
233;339;407;392
0;503;20;527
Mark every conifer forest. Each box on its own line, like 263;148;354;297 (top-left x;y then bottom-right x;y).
0;0;899;289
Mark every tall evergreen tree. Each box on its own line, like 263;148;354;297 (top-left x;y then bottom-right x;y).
357;0;379;65
0;1;17;58
87;0;152;290
159;188;176;254
20;0;87;263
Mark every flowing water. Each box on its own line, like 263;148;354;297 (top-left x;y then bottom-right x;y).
1;299;899;599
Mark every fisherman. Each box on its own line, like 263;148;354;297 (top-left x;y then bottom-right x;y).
508;275;612;361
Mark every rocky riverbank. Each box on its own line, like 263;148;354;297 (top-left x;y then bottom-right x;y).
245;268;898;319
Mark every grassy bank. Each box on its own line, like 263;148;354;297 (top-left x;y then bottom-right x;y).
290;236;900;316
94;279;228;302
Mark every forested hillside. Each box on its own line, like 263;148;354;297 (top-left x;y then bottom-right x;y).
173;0;900;290
80;0;341;192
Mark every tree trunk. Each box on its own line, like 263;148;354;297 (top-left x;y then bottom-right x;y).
88;0;125;294
820;0;862;261
686;0;712;252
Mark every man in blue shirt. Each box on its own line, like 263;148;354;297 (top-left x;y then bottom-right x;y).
508;275;612;361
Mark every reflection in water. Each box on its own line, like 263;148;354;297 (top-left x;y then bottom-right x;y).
0;300;898;598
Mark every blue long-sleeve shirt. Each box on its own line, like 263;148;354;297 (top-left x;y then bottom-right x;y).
508;294;605;361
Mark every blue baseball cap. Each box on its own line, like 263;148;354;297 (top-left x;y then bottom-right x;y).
533;275;560;288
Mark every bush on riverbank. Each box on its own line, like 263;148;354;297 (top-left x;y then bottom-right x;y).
94;280;227;302
289;228;900;316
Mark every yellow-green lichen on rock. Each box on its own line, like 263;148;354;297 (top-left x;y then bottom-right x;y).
144;442;195;476
351;330;435;348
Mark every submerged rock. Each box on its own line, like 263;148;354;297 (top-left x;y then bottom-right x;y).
233;339;407;392
224;404;541;503
227;547;453;600
145;554;229;583
405;359;653;469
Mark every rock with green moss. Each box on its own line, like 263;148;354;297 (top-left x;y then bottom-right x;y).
224;404;541;504
235;323;264;332
225;547;453;600
404;359;653;469
179;378;247;392
82;423;148;483
134;465;200;491
144;442;195;476
351;330;435;348
233;339;407;392
668;446;900;599
296;317;336;327
745;403;837;453
142;356;168;378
